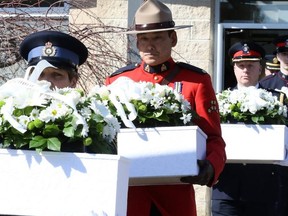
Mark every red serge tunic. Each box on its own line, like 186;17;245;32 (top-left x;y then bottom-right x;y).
106;58;226;216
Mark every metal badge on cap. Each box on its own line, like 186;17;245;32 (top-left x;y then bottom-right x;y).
242;44;250;54
42;42;56;57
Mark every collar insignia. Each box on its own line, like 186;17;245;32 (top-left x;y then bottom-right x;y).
144;62;170;73
144;64;150;72
281;72;288;80
161;64;167;72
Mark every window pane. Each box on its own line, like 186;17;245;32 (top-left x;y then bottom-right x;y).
220;0;288;23
0;0;64;8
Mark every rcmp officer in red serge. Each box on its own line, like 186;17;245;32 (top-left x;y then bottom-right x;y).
106;0;226;215
211;41;288;216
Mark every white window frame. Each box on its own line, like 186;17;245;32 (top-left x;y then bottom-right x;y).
215;23;288;93
0;1;69;18
214;0;288;92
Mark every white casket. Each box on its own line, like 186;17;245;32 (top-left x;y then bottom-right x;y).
117;126;207;186
221;124;287;163
0;149;130;216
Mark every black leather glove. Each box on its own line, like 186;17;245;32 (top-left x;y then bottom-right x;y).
180;159;214;186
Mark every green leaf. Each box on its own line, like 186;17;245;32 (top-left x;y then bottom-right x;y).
153;110;164;118
0;100;5;108
47;137;61;151
95;122;104;133
64;116;75;127
29;136;47;148
63;126;75;137
11;127;22;135
24;106;34;115
91;113;104;122
13;109;23;117
43;124;60;137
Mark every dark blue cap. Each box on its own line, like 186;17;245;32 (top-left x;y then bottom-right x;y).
264;54;280;70
19;30;88;70
228;41;265;62
273;35;288;53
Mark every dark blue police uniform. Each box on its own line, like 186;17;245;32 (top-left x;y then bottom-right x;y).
212;41;288;216
261;72;288;90
258;35;288;216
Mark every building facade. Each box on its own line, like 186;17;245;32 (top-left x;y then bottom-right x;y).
1;1;288;215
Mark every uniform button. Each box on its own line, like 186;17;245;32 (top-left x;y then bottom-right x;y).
154;76;158;81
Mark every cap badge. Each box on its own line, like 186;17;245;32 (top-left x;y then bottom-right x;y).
242;44;250;54
273;57;279;64
42;42;56;57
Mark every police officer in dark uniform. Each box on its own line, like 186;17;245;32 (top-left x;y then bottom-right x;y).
18;30;89;152
228;41;265;89
260;35;288;94
260;35;288;216
212;41;287;216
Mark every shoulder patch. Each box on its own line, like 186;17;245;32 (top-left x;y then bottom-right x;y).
109;63;140;77
176;62;207;74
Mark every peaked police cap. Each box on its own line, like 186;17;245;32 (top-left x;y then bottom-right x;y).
20;30;88;70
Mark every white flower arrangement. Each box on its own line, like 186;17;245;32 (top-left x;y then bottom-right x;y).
216;86;287;124
0;78;120;153
105;77;198;128
0;68;197;153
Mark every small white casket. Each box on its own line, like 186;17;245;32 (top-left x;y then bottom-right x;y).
117;126;207;186
0;149;130;216
221;124;287;163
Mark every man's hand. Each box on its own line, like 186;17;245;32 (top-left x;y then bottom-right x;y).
180;160;214;186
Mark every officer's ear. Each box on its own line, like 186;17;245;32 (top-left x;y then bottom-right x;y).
276;53;281;62
69;77;78;88
170;31;177;47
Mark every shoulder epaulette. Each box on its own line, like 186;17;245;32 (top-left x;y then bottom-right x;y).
109;63;140;77
260;72;277;82
176;62;207;74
